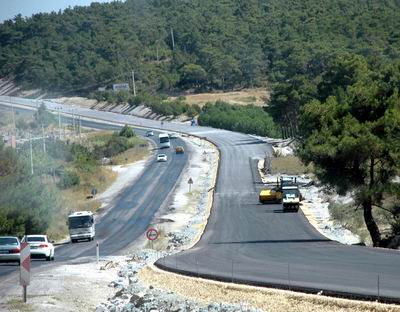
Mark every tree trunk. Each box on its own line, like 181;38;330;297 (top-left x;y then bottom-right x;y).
362;199;381;247
364;156;381;247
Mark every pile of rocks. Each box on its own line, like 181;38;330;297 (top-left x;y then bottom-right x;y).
96;250;260;312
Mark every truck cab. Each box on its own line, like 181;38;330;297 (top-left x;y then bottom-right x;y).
282;186;301;212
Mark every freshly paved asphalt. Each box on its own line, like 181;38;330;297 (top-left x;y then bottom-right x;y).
1;97;400;301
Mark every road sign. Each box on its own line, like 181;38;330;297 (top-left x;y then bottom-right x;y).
146;228;159;241
188;177;193;192
112;83;129;92
20;242;30;286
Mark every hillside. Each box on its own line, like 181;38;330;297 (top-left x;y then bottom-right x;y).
0;0;399;96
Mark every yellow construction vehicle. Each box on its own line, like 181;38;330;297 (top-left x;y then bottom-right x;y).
259;176;297;204
259;188;282;204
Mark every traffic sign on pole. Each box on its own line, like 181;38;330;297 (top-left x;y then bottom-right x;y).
146;228;159;241
20;242;30;286
20;242;30;303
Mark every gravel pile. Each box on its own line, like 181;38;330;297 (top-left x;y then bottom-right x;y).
96;250;260;312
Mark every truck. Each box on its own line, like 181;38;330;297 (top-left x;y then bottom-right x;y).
68;211;95;243
259;176;301;212
281;185;301;212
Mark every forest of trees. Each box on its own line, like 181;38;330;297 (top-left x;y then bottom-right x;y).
0;0;399;98
1;0;400;245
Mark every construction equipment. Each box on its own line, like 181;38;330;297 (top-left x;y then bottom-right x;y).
259;176;302;212
259;188;282;204
282;185;301;212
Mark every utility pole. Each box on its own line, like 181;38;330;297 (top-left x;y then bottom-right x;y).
29;132;34;175
42;125;46;153
132;70;136;96
11;102;16;133
72;110;76;134
170;27;175;50
78;115;82;139
58;111;62;140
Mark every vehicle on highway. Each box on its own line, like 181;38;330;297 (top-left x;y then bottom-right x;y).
282;185;301;212
259;188;282;204
175;146;184;154
22;235;54;261
157;154;168;162
0;236;20;265
259;176;297;204
146;130;154;137
68;211;95;243
159;133;171;148
168;132;178;139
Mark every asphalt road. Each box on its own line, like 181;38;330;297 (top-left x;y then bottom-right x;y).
0;112;187;283
1;97;400;301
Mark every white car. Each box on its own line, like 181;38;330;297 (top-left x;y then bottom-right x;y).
146;130;154;137
0;236;20;265
157;154;167;162
22;235;55;261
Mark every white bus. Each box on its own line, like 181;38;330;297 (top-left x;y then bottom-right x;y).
68;211;95;243
159;133;171;148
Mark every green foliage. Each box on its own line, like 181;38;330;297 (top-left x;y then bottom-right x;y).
0;143;62;236
119;125;135;138
179;64;207;89
91;133;135;159
1;0;399;94
57;170;80;189
198;101;280;138
298;56;400;246
33;103;55;127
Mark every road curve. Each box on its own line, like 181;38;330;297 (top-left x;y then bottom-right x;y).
1;97;400;302
0;112;187;282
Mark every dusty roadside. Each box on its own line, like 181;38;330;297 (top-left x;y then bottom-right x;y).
0;149;153;312
2;259;120;312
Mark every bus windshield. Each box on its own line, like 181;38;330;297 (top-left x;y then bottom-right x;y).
160;136;170;143
69;216;93;229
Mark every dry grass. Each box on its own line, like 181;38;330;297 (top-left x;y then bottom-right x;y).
271;156;312;175
6;298;33;312
140;266;400;312
111;141;149;165
170;88;269;107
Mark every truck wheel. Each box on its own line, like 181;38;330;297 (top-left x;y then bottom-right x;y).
46;256;51;261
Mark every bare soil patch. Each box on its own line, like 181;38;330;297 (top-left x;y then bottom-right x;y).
170;88;269;107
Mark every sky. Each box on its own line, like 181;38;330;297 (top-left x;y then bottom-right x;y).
0;0;115;23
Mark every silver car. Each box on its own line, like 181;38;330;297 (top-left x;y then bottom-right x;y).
0;236;21;265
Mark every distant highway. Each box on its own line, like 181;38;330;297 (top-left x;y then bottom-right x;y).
0;112;187;285
1;96;400;302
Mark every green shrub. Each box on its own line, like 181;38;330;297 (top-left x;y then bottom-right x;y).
57;171;80;189
119;125;135;138
198;101;280;138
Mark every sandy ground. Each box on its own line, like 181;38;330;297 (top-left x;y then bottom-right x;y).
170;88;269;107
0;259;121;312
